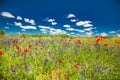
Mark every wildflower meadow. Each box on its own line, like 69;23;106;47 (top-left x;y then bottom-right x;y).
0;35;120;80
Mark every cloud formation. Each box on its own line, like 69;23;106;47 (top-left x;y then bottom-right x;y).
76;21;93;27
67;14;76;18
0;12;15;18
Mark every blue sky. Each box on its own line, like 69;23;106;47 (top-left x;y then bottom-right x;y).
0;0;120;36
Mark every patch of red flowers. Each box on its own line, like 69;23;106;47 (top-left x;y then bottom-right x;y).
95;36;99;38
28;45;32;48
96;39;100;43
104;44;108;47
73;65;79;69
22;49;29;54
77;40;81;44
0;50;3;56
35;42;39;45
16;46;20;50
40;48;43;51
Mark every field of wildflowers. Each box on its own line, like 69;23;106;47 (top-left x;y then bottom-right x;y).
0;35;120;80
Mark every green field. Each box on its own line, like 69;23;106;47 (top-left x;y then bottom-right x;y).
0;35;120;80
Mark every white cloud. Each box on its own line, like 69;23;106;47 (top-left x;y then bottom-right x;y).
29;19;36;25
47;18;57;25
101;32;108;36
76;21;93;27
16;16;22;20
40;29;48;32
49;29;66;34
77;30;85;33
84;27;94;31
48;19;55;22
20;26;37;29
109;31;116;34
66;28;75;31
38;25;50;29
14;22;22;26
51;22;57;25
63;24;71;28
70;32;75;34
14;22;36;29
70;19;78;22
85;31;93;36
24;18;29;22
67;14;76;18
24;18;36;25
4;26;10;29
0;12;15;18
21;29;26;32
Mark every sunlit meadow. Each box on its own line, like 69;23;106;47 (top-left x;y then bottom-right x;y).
0;35;120;80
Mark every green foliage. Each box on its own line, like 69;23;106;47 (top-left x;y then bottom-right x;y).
0;30;5;35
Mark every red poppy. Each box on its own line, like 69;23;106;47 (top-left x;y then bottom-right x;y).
95;36;99;38
96;39;100;43
115;41;120;44
73;65;79;69
77;40;81;44
11;40;15;43
0;50;3;56
28;45;32;48
40;48;43;51
16;46;20;50
23;49;28;54
35;42;39;45
104;44;108;47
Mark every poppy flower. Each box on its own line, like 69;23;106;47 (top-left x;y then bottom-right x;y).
23;49;29;54
104;44;108;47
16;46;20;50
35;42;39;45
95;36;99;38
73;65;79;69
28;45;32;48
96;39;100;43
0;50;3;56
40;48;43;51
11;40;15;43
77;40;81;44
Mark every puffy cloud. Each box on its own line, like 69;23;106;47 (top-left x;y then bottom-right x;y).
66;28;75;31
21;29;26;32
76;21;93;27
76;30;85;33
49;29;66;34
24;18;36;25
51;22;57;25
67;14;76;18
84;27;94;31
63;24;71;28
85;31;93;36
38;25;50;29
19;26;37;29
48;19;55;22
70;19;78;22
0;12;15;18
14;22;22;26
4;26;10;29
47;18;57;25
109;31;116;33
14;22;36;29
16;16;22;20
101;32;108;36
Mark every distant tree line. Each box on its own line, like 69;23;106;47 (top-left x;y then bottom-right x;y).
0;30;5;35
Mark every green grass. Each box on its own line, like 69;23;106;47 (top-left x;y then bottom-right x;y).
0;35;120;80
